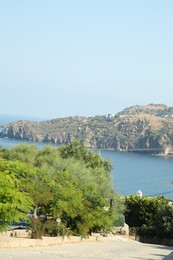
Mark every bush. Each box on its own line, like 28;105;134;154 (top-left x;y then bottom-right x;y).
129;227;137;236
43;221;67;237
125;195;173;240
30;219;43;239
136;225;157;239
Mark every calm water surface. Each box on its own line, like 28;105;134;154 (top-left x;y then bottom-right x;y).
100;150;173;199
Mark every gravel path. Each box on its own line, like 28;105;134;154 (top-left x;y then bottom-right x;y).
0;236;173;260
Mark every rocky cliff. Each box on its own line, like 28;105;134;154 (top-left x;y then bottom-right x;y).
1;104;173;154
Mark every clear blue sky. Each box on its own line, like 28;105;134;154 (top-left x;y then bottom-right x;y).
0;1;173;119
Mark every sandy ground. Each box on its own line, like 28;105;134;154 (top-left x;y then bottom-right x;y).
0;236;173;260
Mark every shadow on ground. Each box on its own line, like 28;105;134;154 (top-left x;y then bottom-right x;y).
131;243;173;260
163;250;173;260
151;244;173;260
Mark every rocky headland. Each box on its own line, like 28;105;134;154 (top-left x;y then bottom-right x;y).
1;104;173;155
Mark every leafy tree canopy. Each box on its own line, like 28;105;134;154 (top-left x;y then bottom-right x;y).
0;158;34;230
124;195;173;239
0;142;122;236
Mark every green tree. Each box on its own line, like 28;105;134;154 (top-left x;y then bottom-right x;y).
34;143;119;236
0;158;33;230
58;143;121;235
59;140;112;171
124;195;173;239
0;143;122;237
0;144;38;165
0;145;55;219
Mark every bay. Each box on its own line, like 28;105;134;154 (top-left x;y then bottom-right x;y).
0;116;173;200
100;150;173;200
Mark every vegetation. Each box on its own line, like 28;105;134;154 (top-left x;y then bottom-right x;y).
124;195;173;239
1;141;173;241
0;142;122;237
1;104;173;153
0;158;34;230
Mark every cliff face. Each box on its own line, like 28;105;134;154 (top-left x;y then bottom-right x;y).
1;104;173;154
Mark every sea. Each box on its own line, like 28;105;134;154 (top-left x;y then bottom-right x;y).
0;115;173;200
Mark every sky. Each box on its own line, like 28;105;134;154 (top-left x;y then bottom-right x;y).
0;1;173;119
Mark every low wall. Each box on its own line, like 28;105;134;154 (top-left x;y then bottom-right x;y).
0;230;31;238
0;234;104;248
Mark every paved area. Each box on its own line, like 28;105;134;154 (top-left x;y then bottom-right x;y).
0;236;173;260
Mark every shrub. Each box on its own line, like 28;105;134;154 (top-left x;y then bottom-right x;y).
125;195;173;239
30;219;43;239
43;221;67;237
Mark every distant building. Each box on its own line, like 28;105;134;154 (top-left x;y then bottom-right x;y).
136;190;143;198
106;114;115;120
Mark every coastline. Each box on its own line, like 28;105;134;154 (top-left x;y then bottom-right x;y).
1;135;173;158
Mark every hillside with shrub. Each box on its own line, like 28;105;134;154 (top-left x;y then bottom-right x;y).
1;104;173;154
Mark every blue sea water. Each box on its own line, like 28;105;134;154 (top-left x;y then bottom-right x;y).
100;150;173;200
0;115;173;200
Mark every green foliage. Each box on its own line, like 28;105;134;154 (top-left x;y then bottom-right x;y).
30;219;43;239
43;221;68;237
0;143;122;237
124;195;173;239
1;144;38;164
0;158;34;230
125;195;155;227
59;141;112;171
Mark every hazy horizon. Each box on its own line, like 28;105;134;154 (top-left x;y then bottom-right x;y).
0;102;171;121
0;1;172;118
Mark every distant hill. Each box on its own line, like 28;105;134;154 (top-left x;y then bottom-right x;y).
1;104;173;155
116;104;173;118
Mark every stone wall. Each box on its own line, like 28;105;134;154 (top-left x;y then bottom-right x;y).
0;233;104;248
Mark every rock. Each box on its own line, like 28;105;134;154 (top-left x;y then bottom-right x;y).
1;104;173;154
